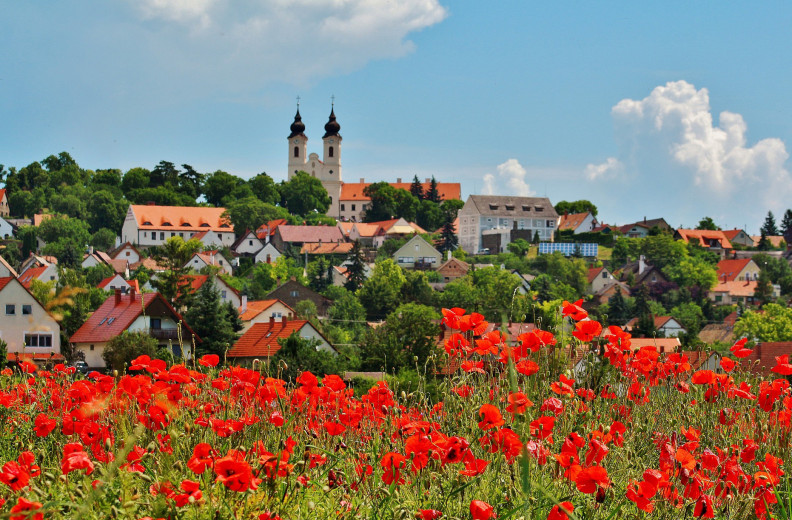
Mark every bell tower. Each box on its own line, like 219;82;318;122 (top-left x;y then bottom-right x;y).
287;102;307;180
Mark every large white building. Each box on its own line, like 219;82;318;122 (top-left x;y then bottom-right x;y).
121;204;235;248
458;195;559;254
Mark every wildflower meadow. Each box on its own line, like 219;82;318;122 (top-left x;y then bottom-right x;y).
0;301;790;519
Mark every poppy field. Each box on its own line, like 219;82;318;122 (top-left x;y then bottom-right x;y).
0;302;791;520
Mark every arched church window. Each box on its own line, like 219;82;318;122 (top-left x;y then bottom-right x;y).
328;146;334;158
294;146;299;158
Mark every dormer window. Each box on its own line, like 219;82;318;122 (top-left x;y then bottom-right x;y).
505;205;514;211
181;223;191;227
522;206;531;212
143;221;152;226
200;223;210;227
489;204;498;210
535;206;544;211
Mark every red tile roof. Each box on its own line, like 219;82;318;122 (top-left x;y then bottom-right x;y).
558;212;592;232
750;235;785;248
130;205;233;232
238;299;294;322
0;276;13;291
276;225;344;244
18;266;47;288
70;292;195;344
587;267;604;284
710;281;757;297
739;342;792;377
722;229;746;241
340;182;461;201
255;219;288;239
0;189;5;201
716;258;753;282
676;229;732;249
300;242;354;254
227;319;310;358
624;316;676;332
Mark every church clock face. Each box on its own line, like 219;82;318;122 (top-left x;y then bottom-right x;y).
329;139;334;144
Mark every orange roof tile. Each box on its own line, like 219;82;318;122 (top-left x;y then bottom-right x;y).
18;266;47;288
587;267;604;284
711;280;758;297
130;205;233;233
676;229;732;249
716;258;753;282
352;223;381;237
255;219;288;239
750;235;785;248
131;257;168;271
0;276;13;291
558;212;592;231
340;182;461;201
0;189;5;201
276;225;344;244
300;242;354;254
238;299;295;322
228;319;310;358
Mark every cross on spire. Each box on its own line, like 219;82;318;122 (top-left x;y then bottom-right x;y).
331;94;335;108
296;95;300;109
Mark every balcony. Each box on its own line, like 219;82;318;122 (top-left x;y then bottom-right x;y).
147;328;181;341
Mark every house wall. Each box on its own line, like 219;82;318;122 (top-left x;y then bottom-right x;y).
254;243;282;264
298;323;335;354
0;280;61;355
242;302;297;332
590;268;615;294
393;237;442;269
122;207;235;247
659;319;685;337
0;218;13;238
570;213;596;234
0;194;8;218
75;341;108;368
736;262;761;281
234;234;263;256
81;256;103;269
113;246;140;264
457;197;557;254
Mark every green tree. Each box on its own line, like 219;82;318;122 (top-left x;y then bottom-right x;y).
269;333;343;382
223;197;290;236
39;215;92;268
409;175;424;199
554;200;598;218
640;234;687;270
606;290;629;326
757;231;772;251
437;211;459;254
754;269;775;305
121;167;150;193
358;259;406;320
102;331;161;373
344;241;367;292
204;170;250;207
359;303;440;372
184;278;240;357
248;172;280;205
734;303;792;341
670;302;704;337
178;164;205;199
295;300;318;321
280;171;331;216
87;189;127;234
781;209;792;236
425;177;442;203
663;256;718;290
151;237;203;304
90;228;117;252
363;182;400;222
306;257;333;294
761;211;779;236
696;216;719;230
507;239;531;257
327;289;367;341
400;270;434;306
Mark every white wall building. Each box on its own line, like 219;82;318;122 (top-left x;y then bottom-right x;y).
121;205;234;248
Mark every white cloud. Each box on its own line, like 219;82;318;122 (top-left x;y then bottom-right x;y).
590;80;792;228
481;159;535;197
126;0;447;88
585;157;622;181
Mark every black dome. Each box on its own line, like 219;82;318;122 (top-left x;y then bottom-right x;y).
288;109;306;138
323;108;341;138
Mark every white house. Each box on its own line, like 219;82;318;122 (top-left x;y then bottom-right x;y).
96;275;135;294
457;195;559;254
184;250;233;276
238;298;296;333
110;242;142;265
18;264;58;288
0;276;63;365
254;242;282;264
121;204;234;248
0;217;13;239
232;231;264;257
587;267;617;294
392;235;443;270
0;189;8;218
558;212;597;234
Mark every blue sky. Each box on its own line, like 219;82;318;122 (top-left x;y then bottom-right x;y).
3;1;792;232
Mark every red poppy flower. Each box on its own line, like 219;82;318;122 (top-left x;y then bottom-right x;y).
719;357;736;372
10;497;43;520
575;465;609;494
470;500;496;520
188;443;215;474
441;307;466;329
562;299;587;321
693;495;715;519
417;509;443;519
61;443;94;476
198;354;219;367
730;338;752;358
477;404;505;430
33;414;57;437
572;320;602;342
505;392;533;414
547;502;574;520
771;355;792;375
214;452;258;492
380;452;407;485
459;313;488;335
529;416;556;442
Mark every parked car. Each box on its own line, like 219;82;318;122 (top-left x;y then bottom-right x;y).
72;361;89;374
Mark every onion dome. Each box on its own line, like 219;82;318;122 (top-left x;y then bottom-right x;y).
323;108;341;138
288;109;306;138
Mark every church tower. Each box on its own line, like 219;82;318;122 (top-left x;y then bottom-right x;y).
287;107;307;180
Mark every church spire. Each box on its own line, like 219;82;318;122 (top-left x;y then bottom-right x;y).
288;99;306;138
323;106;340;138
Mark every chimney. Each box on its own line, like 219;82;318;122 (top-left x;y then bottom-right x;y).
638;255;646;275
397;178;402;183
360;178;365;183
129;286;137;301
425;178;430;183
282;315;288;324
114;288;122;305
269;315;275;326
241;295;247;314
89;246;94;255
643;216;647;224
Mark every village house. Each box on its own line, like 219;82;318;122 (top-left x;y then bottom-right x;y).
590;281;631;306
618;218;671;238
708;280;780;306
458;195;558;254
266;279;332;317
331;263;373;287
179;274;242;309
393;235;443;270
437;257;469;283
675;229;733;258
253;242;282;265
272;225;344;252
18;264;58;288
0;256;17;278
0;189;8;218
70;289;198;368
716;258;760;283
227;316;335;365
722;229;755;248
0;216;13;239
238;298;296;333
121;204;234;248
97;275;139;294
109;242;142;265
558;212;597;234
738;342;792;377
0;276;63;366
231;230;264;257
184;250;233;276
624;316;687;337
619;256;668;286
587;266;616;294
82;250;129;277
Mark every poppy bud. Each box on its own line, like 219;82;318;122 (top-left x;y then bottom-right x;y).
596;486;606;503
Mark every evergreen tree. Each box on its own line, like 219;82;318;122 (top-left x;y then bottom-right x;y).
607;290;628;326
781;209;792;235
532;230;541;244
344;240;367;292
425;176;442;203
754;269;774;305
757;231;772;251
761;211;779;236
409;175;424;199
438;214;458;254
183;278;239;357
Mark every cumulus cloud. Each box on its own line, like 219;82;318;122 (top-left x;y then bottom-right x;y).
482;159;535;197
590;80;792;227
585;157;622;181
125;0;447;88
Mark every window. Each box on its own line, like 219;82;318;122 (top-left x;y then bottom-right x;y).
126;251;130;256
398;257;414;263
522;205;531;212
294;146;299;158
22;305;31;315
328;146;334;158
602;272;608;279
217;233;222;240
546;220;555;228
341;204;345;211
89;345;95;351
151;318;162;330
290;290;299;297
351;204;356;211
160;232;165;240
249;240;253;246
5;304;14;315
24;333;52;348
505;205;514;211
221;291;227;299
